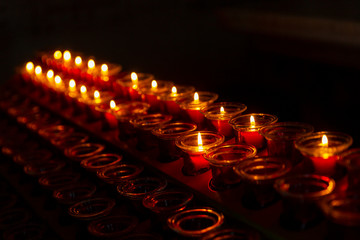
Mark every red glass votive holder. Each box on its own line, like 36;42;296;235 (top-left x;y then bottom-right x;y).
159;85;195;118
152;122;197;163
38;171;81;190
229;113;278;151
138;80;173;112
295;131;353;177
201;102;247;138
78;90;114;122
115;72;153;100
129;113;172;151
177;91;218;128
80;153;123;172
88;215;138;238
175;131;225;176
97;164;144;185
94;99;126;131
65;143;105;162
93;62;122;89
204;144;257;190
339;148;360;191
274;174;335;230
68;197;116;221
260;122;314;165
234;156;291;209
167;207;224;238
53;183;97;205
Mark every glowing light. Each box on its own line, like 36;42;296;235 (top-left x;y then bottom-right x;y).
194;92;199;103
321;135;328;147
54;75;62;85
69;79;76;91
131;72;138;88
110;100;116;109
63;50;71;62
35;66;42;75
171;86;177;94
250;115;256;128
151;80;158;89
94;90;100;99
88;59;95;69
26;62;34;73
46;70;54;80
197;132;203;151
80;85;87;94
220;106;225;114
54;50;62;60
101;64;108;73
75;56;82;66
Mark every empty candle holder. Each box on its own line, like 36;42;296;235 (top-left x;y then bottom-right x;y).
260;122;314;165
167;207;224;238
204;144;257;191
87;215;139;238
152;122;197;163
201;102;247;138
38;124;74;141
24;160;66;177
177;91;218;129
229;113;278;151
68;197;116;221
339;148;360;192
159;85;195;118
130;113;172;151
274;174;335;230
65;143;105;162
234;156;291;209
115;72;153;100
50;132;89;151
139;80;174;112
53;183;97;205
38;171;81;190
97;164;144;185
26;114;62;132
175;131;225;176
80;153;123;172
295;131;353;177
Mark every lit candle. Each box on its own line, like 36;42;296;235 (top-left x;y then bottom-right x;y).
139;79;173;112
80;85;87;98
75;56;82;67
54;50;62;60
88;59;95;73
160;85;195;117
46;70;54;83
63;50;71;66
34;65;42;76
171;86;177;97
54;75;64;88
26;62;34;74
101;64;108;75
68;79;76;92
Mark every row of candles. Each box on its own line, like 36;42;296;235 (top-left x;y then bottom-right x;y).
13;49;360;231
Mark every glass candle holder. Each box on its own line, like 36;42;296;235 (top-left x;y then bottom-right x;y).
38;124;74;141
26;114;62;132
88;215;138;238
97;164;144;185
65;143;105;162
295;131;353;176
229;113;278;151
167;207;224;238
53;183;97;205
68;197;116;221
204;144;257;191
115;72;154;100
234;156;291;209
50;132;89;151
24;160;66;177
130;113;172;151
94;99;126;131
177;91;218;128
139;80;174;112
159;85;195;118
201;102;247;138
38;171;81;190
274;174;335;230
152;122;197;163
339;148;360;191
175;131;225;176
80;153;123;172
78;89;114;122
260;122;314;165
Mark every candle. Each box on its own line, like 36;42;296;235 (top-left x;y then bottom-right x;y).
139;79;173;112
229;113;278;151
25;62;34;75
177;91;218;128
159;85;195;118
68;79;76;92
201;102;247;138
295;131;353;176
63;50;71;71
115;72;153;100
175;131;224;176
75;56;82;67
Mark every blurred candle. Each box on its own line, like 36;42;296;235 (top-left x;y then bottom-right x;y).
75;56;82;67
26;62;34;74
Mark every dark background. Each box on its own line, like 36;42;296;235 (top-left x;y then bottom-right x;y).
2;0;360;145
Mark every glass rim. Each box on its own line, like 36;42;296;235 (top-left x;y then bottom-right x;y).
229;113;278;131
200;102;247;120
53;183;97;205
116;72;154;87
68;197;116;219
338;148;360;169
116;177;167;200
151;122;197;139
80;153;123;171
176;91;219;110
65;143;105;161
175;131;225;153
129;113;172;130
203;144;257;166
138;80;174;95
97;164;144;184
159;85;195;101
259;122;314;141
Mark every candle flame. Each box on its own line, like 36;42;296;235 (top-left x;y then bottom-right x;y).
54;75;62;85
63;50;71;62
46;70;54;79
110;100;116;109
220;106;225;114
88;59;95;69
35;66;42;75
250;115;256;127
321;134;328;147
171;86;177;94
197;132;203;151
194;92;199;102
131;72;138;81
101;64;108;72
54;50;62;60
69;79;76;90
75;56;82;66
94;90;100;99
151;80;158;89
26;62;34;72
80;85;87;94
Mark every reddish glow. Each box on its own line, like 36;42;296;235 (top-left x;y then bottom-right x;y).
35;66;42;75
63;50;71;62
88;59;95;69
151;80;158;89
54;50;62;60
110;100;116;109
26;62;34;72
75;56;82;66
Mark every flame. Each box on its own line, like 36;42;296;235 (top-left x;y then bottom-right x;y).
88;59;95;69
69;79;76;90
197;132;203;151
35;66;42;75
194;92;199;102
75;56;82;66
131;72;138;82
54;50;62;60
250;115;256;128
171;86;177;94
46;70;54;80
26;62;34;72
94;90;100;99
151;80;158;89
220;106;225;114
54;75;62;85
101;64;108;73
110;100;116;109
80;85;87;94
63;50;71;62
321;134;328;147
